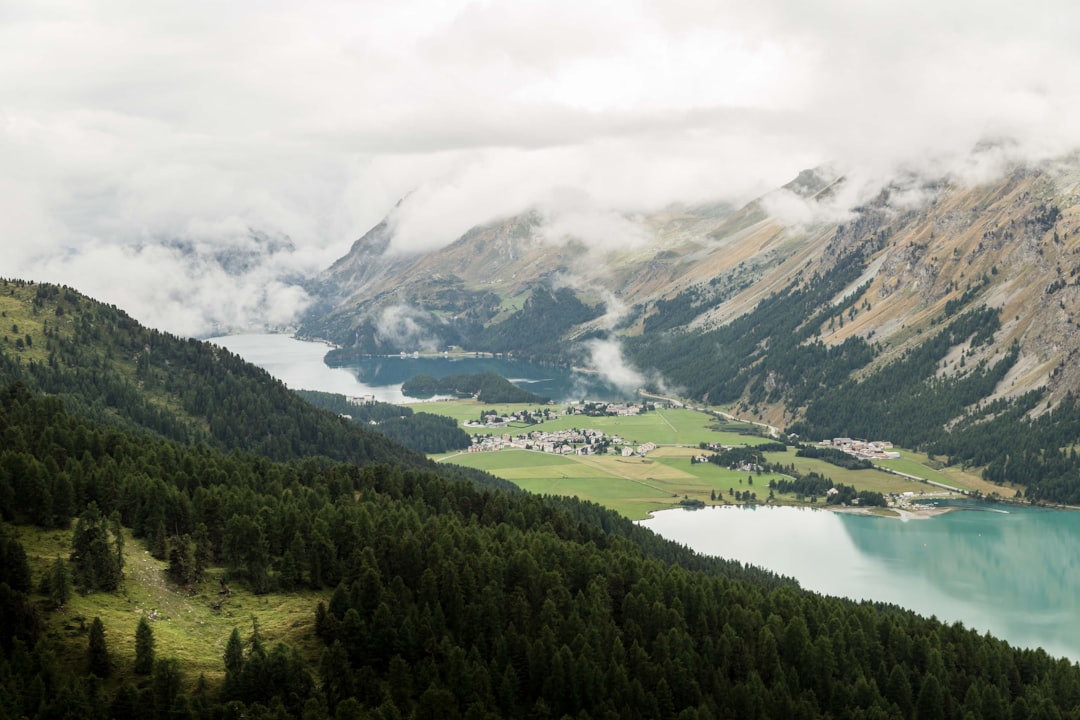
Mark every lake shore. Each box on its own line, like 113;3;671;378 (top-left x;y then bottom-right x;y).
830;504;957;521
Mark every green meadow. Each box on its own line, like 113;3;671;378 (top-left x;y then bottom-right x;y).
412;399;776;447
11;524;326;689
427;399;999;518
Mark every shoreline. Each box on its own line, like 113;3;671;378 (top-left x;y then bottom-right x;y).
829;504;957;521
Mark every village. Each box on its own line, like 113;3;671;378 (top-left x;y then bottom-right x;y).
463;402;661;457
823;436;902;460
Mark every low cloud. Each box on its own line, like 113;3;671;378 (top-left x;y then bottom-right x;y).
760;187;853;230
581;338;648;394
374;304;443;352
30;238;311;338
8;0;1080;335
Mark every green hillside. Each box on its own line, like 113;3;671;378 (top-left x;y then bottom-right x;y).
4;279;1080;718
0;279;505;492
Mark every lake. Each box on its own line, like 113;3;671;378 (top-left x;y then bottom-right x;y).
640;502;1080;660
209;333;630;403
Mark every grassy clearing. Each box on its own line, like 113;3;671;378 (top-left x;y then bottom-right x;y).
0;283;65;365
411;399;776;448
12;524;327;690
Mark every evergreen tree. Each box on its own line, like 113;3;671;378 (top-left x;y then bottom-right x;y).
192;522;212;581
86;616;111;678
48;555;71;609
151;519;168;561
167;534;194;585
134;616;155;675
222;627;245;700
2;538;32;592
70;502;123;592
915;673;945;720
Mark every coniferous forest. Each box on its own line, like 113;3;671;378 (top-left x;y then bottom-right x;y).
5;279;1080;719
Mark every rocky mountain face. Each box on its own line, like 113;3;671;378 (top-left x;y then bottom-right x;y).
300;156;1080;422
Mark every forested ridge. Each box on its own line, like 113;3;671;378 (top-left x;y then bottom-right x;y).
627;249;878;409
295;390;472;454
0;279;502;491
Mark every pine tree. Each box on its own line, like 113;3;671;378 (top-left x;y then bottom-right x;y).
193;522;212;582
48;555;70;609
135;616;155;675
151;519;168;561
70;502;122;592
87;616;111;678
3;540;33;593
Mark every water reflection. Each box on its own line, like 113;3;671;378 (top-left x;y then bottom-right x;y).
341;356;633;403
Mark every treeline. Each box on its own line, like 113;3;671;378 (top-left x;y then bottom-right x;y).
401;371;549;404
2;383;1079;717
927;390;1080;504
767;474;886;507
795;445;873;470
296;390;471;454
705;444;787;472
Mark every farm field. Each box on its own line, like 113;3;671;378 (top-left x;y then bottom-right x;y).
448;448;744;518
426;399;1003;518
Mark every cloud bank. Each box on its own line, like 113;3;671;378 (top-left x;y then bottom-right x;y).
5;0;1080;334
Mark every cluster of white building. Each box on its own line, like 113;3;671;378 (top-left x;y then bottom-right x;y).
467;427;657;458
825;437;901;460
565;402;648;417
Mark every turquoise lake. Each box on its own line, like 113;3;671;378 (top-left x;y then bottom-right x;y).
640;503;1080;661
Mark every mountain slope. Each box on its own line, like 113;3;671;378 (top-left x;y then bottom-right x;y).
0;279;510;491
303;160;1080;409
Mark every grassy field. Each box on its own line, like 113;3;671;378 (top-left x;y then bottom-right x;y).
874;449;1018;497
411;399;776;447
11;524;327;691
430;397;1012;518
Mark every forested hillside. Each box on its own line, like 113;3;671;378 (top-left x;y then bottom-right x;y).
400;371;550;404
7;369;1080;718
5;279;1080;717
0;279;499;490
296;389;472;454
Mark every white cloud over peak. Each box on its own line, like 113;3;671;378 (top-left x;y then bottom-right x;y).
5;0;1080;334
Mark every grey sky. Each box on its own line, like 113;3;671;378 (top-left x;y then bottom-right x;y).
3;0;1079;335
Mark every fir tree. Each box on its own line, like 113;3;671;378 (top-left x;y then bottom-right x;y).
86;617;111;678
134;616;155;675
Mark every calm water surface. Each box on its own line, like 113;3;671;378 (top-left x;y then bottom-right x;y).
209;333;628;402
640;503;1080;660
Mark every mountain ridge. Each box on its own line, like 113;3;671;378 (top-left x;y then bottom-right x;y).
301;158;1080;413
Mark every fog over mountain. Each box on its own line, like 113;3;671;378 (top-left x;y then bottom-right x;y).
4;0;1080;335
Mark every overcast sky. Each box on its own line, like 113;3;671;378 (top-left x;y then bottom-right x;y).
4;0;1080;336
